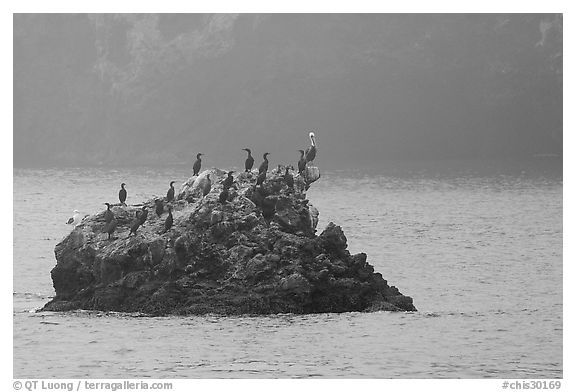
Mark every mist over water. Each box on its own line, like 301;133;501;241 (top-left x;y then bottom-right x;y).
13;160;562;378
14;14;562;167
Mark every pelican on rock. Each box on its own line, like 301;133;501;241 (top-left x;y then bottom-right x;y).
304;132;317;163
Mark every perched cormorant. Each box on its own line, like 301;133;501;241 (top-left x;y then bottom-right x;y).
66;210;81;226
103;217;117;240
164;206;173;233
258;152;270;174
137;206;148;225
119;183;127;206
166;181;175;202
202;174;212;197
104;203;114;223
256;171;266;186
219;188;229;204
129;212;141;236
193;153;203;176
284;167;294;189
155;199;164;217
304;132;317;163
222;171;234;189
297;149;306;174
242;148;254;172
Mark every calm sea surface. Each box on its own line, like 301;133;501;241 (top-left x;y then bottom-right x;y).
13;160;562;378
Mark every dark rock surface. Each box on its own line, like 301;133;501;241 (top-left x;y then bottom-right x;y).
42;166;416;315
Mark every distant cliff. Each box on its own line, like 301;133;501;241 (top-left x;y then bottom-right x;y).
14;14;562;167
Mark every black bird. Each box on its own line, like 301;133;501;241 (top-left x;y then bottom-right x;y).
103;217;117;240
155;199;164;217
129;212;141;236
119;183;127;206
219;188;229;204
242;148;254;172
284;166;294;189
193;153;203;176
304;132;317;163
258;152;270;174
297;150;306;174
166;181;175;202
164;206;173;233
137;206;148;225
222;171;234;189
256;171;266;187
104;203;114;223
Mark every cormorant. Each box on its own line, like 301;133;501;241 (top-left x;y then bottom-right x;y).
202;174;212;197
164;206;173;233
193;153;203;176
103;217;117;240
129;212;141;236
256;171;266;186
242;148;254;172
155;199;164;217
119;183;127;206
137;206;148;225
284;166;294;189
219;188;229;204
304;132;317;163
297;150;306;174
166;181;175;202
258;152;270;174
66;210;81;226
104;203;114;223
222;171;234;189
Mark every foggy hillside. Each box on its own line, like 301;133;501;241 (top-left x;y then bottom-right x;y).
13;14;562;168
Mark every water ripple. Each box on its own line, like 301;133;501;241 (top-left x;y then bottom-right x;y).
13;164;562;378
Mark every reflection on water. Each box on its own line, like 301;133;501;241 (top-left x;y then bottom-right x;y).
13;160;562;378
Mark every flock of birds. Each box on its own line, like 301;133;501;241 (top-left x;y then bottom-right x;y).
67;132;318;241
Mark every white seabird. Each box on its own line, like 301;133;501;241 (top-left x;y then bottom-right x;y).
66;210;82;227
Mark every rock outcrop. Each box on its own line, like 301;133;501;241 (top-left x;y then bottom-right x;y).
42;165;416;315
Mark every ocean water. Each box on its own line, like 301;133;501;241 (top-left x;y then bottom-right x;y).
13;160;562;378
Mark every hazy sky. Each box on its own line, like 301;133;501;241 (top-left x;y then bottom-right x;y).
13;13;562;168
